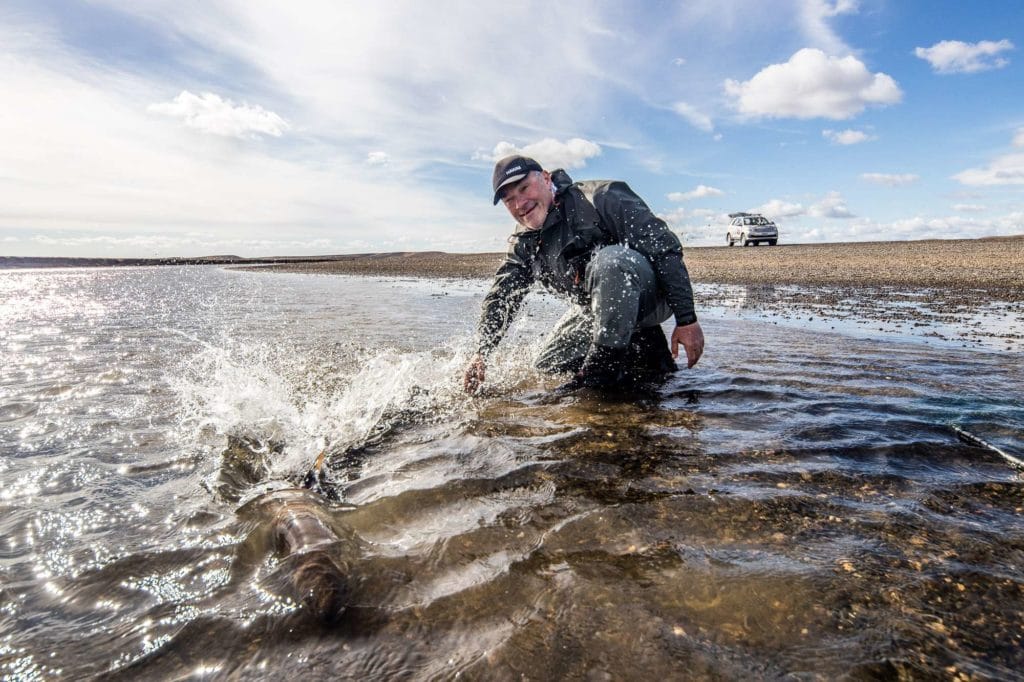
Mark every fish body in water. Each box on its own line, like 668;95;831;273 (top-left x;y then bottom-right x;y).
241;488;358;624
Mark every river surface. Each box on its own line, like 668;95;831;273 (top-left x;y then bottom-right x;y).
1;265;1022;680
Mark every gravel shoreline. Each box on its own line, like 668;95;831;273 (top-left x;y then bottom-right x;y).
250;238;1022;295
245;237;1023;351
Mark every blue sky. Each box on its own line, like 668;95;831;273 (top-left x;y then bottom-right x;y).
1;0;1021;257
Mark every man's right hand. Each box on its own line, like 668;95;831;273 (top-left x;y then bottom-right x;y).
671;321;705;369
463;355;486;394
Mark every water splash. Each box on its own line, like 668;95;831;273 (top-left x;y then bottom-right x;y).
169;335;495;482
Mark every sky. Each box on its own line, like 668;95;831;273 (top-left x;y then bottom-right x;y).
1;0;1022;258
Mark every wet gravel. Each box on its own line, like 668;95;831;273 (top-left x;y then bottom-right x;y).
248;237;1023;351
253;238;1021;296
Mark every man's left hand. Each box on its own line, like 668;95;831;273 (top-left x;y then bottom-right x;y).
671;322;705;368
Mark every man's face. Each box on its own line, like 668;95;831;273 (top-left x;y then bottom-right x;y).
500;170;553;230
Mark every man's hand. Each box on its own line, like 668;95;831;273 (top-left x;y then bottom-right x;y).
670;322;705;369
463;355;486;394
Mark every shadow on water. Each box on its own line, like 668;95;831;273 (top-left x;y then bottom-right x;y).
2;269;1022;680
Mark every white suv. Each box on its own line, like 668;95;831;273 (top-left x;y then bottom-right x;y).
727;213;778;246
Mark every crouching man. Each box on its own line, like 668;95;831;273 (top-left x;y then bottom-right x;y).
463;155;704;394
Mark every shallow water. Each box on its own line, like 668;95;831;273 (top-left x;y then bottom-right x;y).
1;266;1022;680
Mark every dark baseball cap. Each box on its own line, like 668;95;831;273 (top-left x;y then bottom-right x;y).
492;155;544;205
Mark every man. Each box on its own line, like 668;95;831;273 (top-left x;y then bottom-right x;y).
463;155;704;394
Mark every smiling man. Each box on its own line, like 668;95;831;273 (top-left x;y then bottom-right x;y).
463;155;704;394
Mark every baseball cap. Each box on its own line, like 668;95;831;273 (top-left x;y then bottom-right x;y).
492;155;544;205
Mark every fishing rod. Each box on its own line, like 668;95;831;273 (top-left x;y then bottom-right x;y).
950;423;1024;471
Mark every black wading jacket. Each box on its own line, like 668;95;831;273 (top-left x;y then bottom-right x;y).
477;169;696;357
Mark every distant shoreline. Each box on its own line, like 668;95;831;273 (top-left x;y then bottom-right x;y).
0;255;345;269
242;237;1024;301
6;236;1023;300
6;237;1021;350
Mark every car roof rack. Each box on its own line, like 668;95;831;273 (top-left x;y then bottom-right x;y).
728;212;759;218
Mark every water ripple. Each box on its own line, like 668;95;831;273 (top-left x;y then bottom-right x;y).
1;267;1021;680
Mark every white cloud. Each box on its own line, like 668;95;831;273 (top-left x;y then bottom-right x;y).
823;128;872;145
667;185;725;202
809;191;854;218
678;205;1024;247
148;90;289;138
749;192;854;222
860;173;920;187
952;204;987;213
487;138;602;170
106;2;628;166
882;213;1024;241
672;57;686;66
4;3;1020;256
366;151;390;165
724;48;902;120
672;102;714;132
0;50;502;257
953;130;1024;186
954;153;1024;186
755;199;806;218
659;207;688;225
914;39;1014;74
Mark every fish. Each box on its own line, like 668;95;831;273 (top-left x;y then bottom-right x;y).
241;487;359;624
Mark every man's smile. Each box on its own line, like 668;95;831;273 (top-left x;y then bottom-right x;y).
518;202;537;219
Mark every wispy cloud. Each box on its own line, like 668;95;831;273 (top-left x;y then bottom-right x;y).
823;128;873;145
953;130;1024;186
914;39;1014;74
148;91;289;138
672;102;714;132
0;45;500;256
724;48;902;119
104;2;628;164
952;204;987;213
796;0;859;54
861;172;920;186
667;185;725;202
2;2;1021;256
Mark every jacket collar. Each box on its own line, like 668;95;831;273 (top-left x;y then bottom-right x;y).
550;168;574;197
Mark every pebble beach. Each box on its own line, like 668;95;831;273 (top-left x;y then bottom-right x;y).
252;237;1021;294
